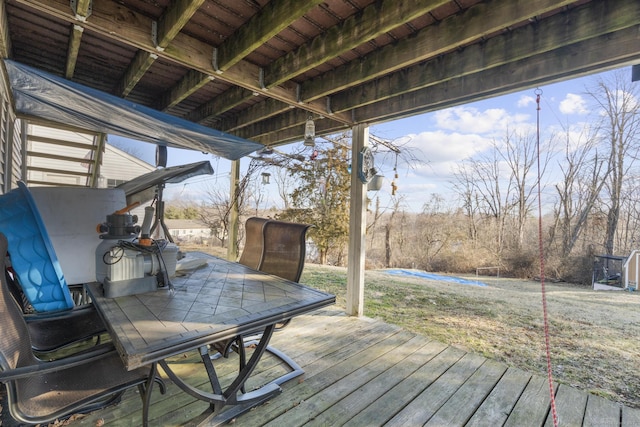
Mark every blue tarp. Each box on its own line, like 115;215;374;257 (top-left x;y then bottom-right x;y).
3;60;263;160
385;269;488;287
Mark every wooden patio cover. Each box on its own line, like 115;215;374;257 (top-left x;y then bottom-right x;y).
1;0;639;148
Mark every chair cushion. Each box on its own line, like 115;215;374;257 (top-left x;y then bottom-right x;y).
13;353;149;420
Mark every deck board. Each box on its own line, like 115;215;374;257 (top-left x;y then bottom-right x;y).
424;359;507;426
384;352;487;426
306;339;449;427
544;384;589;426
584;394;623;427
57;306;640;427
466;367;532;426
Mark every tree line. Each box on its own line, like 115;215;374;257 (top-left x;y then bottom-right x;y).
167;70;640;285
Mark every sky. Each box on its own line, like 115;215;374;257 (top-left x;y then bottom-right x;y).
109;65;637;213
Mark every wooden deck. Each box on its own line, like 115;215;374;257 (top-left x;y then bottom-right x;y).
61;306;640;427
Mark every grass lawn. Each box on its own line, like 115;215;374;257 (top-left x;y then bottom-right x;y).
300;263;640;409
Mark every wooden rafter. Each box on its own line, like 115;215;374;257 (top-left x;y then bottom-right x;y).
6;0;640;146
65;24;83;78
115;0;205;97
65;0;90;78
300;0;578;102
215;0;322;72
264;0;450;88
354;26;640;124
158;69;213;111
116;50;158;97
330;0;640;113
0;0;11;58
155;0;205;48
227;0;640;139
13;0;352;124
187;85;254;122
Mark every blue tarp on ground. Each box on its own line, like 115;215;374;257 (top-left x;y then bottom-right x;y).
384;269;488;287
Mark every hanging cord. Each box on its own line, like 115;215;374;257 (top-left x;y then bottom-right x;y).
535;88;558;426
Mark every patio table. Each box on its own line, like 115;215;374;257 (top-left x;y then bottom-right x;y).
85;253;335;422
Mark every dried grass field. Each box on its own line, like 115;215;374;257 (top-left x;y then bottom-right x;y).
299;264;640;409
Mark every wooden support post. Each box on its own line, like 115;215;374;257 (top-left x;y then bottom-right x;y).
227;159;240;261
346;123;369;317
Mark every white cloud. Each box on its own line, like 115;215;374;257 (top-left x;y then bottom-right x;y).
433;106;530;134
402;130;492;164
559;93;589;115
518;95;536;108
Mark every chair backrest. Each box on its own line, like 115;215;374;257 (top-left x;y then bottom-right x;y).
259;220;311;283
0;233;38;373
238;217;269;270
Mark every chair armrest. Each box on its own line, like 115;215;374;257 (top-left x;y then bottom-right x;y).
24;303;98;322
25;304;107;353
0;344;116;381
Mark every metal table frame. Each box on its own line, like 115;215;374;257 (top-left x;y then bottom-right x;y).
85;254;335;424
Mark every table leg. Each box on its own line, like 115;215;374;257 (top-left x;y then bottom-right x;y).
157;324;282;410
141;362;157;427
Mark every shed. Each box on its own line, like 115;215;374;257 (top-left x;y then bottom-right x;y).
593;254;627;291
623;251;640;291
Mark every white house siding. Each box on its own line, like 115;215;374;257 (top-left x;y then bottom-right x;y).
0;72;21;194
99;143;156;221
25;124;100;187
101;142;156;185
165;219;211;243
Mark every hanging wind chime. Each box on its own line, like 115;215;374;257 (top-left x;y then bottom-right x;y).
391;151;399;195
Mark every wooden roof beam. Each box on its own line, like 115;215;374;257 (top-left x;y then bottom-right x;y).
300;0;577;102
253;116;348;147
330;0;640;114
242;25;640;144
214;0;322;72
115;50;157;97
18;0;353;125
234;108;316;140
193;0;323;120
187;85;254;122
219;97;294;132
65;0;91;78
115;0;205;97
65;24;83;78
353;25;640;124
264;0;450;89
158;69;213;111
0;0;11;58
71;0;91;18
155;0;205;48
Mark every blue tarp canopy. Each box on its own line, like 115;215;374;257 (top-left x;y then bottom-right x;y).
3;60;263;160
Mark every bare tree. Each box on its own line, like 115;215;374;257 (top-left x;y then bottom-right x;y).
455;147;511;260
616;175;640;254
384;197;404;267
198;160;262;247
499;129;550;249
549;125;608;260
273;166;294;209
451;163;480;246
198;182;232;247
414;194;458;270
586;70;640;255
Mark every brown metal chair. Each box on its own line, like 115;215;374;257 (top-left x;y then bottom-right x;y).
0;233;165;426
259;219;311;283
212;218;311;374
239;217;311;282
4;268;106;353
238;216;270;269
